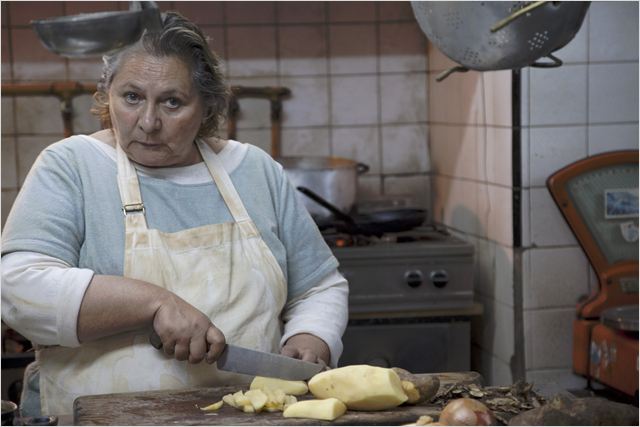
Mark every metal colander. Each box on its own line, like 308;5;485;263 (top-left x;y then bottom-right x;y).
412;1;590;80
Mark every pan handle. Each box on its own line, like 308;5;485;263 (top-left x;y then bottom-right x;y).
296;186;357;226
530;53;563;68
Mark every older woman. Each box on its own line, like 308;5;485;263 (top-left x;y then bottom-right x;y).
1;12;348;416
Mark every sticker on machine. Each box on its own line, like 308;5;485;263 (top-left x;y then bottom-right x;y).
619;221;639;243
604;188;638;219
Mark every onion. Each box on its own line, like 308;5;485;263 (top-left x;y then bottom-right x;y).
438;398;496;426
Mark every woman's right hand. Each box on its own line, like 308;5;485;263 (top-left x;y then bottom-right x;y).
152;293;226;364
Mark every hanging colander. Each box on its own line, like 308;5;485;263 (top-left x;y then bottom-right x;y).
412;1;590;80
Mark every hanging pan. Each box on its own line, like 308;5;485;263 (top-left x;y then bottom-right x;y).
31;1;161;57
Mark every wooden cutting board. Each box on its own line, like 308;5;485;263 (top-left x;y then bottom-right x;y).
73;371;482;425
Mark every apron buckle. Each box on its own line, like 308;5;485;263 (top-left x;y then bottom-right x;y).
122;203;145;215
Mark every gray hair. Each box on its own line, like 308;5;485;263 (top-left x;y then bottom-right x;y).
91;12;229;138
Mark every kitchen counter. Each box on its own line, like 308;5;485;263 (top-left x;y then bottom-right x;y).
73;371;482;425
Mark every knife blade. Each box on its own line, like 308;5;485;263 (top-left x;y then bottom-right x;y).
149;332;323;380
216;344;324;381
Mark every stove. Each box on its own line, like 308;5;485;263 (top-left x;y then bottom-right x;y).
324;225;478;373
325;225;475;315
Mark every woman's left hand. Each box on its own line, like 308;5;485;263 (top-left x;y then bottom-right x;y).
281;333;330;367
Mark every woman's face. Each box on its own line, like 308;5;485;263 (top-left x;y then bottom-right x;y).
108;53;205;167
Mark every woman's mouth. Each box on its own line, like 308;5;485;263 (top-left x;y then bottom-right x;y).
134;140;162;149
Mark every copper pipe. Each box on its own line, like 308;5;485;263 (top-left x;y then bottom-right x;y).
1;82;291;155
2;82;98;137
229;85;291;157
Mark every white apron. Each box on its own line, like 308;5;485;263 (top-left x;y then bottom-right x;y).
37;139;287;415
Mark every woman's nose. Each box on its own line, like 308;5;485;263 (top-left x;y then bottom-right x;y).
139;104;161;133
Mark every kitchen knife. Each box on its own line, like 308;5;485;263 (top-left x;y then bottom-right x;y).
149;332;323;380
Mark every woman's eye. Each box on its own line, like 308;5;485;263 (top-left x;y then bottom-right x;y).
124;92;140;104
165;98;181;109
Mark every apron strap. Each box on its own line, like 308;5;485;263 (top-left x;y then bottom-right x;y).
115;138;251;228
196;139;252;223
116;142;149;229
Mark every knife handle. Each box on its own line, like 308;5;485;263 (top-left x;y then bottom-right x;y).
149;330;163;349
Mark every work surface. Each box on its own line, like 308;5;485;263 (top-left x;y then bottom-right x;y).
73;371;481;425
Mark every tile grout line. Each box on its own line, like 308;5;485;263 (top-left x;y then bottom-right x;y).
325;1;334;158
585;8;591;155
6;3;20;192
374;2;384;195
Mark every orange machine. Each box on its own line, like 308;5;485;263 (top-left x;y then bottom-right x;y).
547;150;638;398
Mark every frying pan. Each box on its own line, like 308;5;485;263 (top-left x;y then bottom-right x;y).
31;1;161;57
297;186;426;236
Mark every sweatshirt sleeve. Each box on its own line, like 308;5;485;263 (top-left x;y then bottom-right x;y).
279;269;349;368
1;251;95;347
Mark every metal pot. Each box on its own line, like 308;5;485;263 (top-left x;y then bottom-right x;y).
276;156;369;222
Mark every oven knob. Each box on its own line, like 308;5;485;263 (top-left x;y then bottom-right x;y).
404;270;423;288
430;270;449;288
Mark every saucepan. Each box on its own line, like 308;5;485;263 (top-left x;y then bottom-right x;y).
31;1;161;57
277;156;369;223
297;186;426;236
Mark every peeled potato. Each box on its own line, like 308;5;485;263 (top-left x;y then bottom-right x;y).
250;376;309;395
309;365;408;410
283;398;347;421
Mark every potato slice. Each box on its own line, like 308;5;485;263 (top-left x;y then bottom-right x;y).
283;398;347;421
250;376;309;396
244;389;268;412
283;394;298;411
222;393;237;408
199;400;224;411
309;365;408;411
232;391;251;407
221;386;299;414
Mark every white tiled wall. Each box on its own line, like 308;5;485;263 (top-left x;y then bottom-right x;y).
427;46;514;385
520;1;639;390
1;1;431;227
428;1;639;389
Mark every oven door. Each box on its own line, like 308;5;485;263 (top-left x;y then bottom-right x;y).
338;318;470;373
